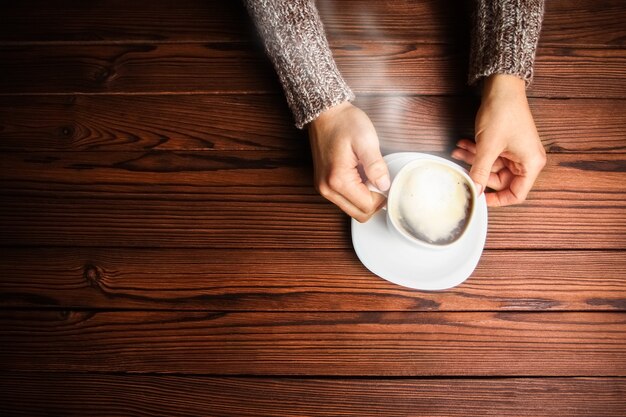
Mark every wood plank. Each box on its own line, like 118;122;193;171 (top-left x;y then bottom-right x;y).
0;0;255;43
0;152;624;249
1;248;624;311
539;0;626;47
1;193;621;249
323;0;626;47
0;42;283;95
1;374;625;417
2;0;624;47
1;152;623;193
2;95;624;153
1;43;624;97
531;46;626;98
0;151;626;249
0;42;453;95
0;94;305;152
1;310;625;375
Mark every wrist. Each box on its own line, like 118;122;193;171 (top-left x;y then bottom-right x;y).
483;74;526;101
310;100;352;128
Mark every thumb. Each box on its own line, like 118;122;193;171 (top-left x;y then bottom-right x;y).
469;144;501;195
359;145;390;192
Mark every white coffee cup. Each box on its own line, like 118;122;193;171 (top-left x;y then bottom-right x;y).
368;156;478;250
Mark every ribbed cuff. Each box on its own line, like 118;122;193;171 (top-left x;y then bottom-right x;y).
245;0;355;129
468;0;545;87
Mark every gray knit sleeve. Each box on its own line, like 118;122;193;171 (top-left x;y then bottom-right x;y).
469;0;545;86
245;0;355;129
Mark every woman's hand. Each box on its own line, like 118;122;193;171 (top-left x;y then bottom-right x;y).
452;74;546;207
308;101;390;222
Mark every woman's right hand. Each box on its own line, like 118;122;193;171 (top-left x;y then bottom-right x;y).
308;101;390;222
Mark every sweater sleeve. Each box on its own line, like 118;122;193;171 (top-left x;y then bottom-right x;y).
469;0;545;86
244;0;355;129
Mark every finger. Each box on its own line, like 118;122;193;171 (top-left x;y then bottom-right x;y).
315;164;364;218
456;138;477;153
485;189;519;207
357;146;390;192
338;182;386;221
451;148;506;173
469;143;504;195
487;168;515;191
323;170;386;221
485;170;537;207
318;183;374;222
450;147;472;163
339;189;385;222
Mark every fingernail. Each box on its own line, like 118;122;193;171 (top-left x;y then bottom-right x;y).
475;182;484;195
376;175;391;192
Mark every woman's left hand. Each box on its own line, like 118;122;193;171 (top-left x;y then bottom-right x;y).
452;74;547;207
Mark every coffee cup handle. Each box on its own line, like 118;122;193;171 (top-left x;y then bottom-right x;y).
366;181;389;210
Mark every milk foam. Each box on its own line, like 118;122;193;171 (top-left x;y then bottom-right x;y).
392;163;471;244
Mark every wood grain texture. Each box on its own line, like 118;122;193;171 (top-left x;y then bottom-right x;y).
0;94;304;152
322;0;626;47
0;0;254;43
531;46;626;98
1;248;625;311
2;95;624;153
1;374;625;417
0;42;458;95
1;43;625;97
1;0;625;414
1;310;625;375
2;0;624;47
1;152;624;249
0;43;282;94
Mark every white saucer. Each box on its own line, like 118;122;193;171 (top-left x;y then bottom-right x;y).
351;152;488;291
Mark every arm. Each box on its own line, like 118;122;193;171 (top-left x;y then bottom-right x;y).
245;0;389;221
469;0;545;86
454;0;547;207
244;0;353;128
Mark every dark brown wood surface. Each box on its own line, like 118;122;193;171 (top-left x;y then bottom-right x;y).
2;95;625;152
1;374;624;417
1;0;625;415
1;248;624;311
1;43;625;97
2;310;625;375
1;152;624;249
1;0;624;46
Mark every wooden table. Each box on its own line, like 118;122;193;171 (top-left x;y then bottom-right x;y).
1;1;625;415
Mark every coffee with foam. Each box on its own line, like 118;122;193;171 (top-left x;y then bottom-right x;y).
388;161;473;245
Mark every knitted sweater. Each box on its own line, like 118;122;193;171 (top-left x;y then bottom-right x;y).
245;0;544;129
